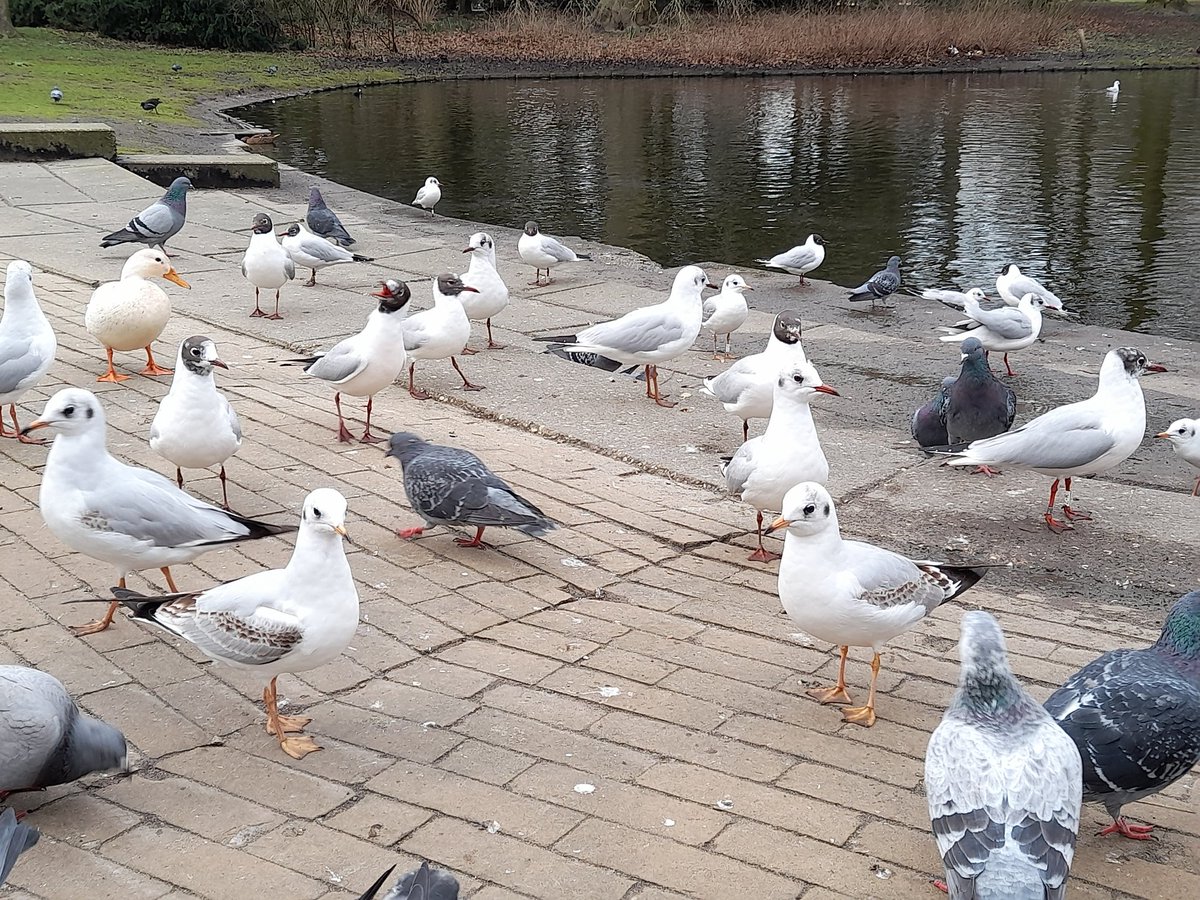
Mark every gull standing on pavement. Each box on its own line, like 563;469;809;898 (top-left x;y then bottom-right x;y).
100;176;191;249
540;265;716;408
926;612;1082;898
996;263;1067;313
86;247;188;383
0;261;56;443
459;231;509;352
401;275;482;399
722;360;838;562
101;489;358;760
1156;418;1200;496
281;222;373;287
24;389;296;635
919;286;989;310
518;220;592;286
702;310;807;442
241;213;295;319
939;293;1045;377
757;233;827;286
412;176;442;216
767;482;985;726
291;280;412;443
701;273;752;360
306;186;356;246
948;347;1166;531
150;336;242;509
847;255;901;307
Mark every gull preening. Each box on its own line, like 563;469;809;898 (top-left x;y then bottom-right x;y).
540;265;716;407
24;389;296;635
920;286;989;310
241;212;295;319
701;273;752;360
768;482;985;727
938;292;1046;377
722;360;837;562
757;233;827;286
926;612;1082;898
413;176;442;216
702;310;807;441
459;231;510;352
401;274;482;399
518;220;592;286
106;488;358;760
281;222;373;286
996;263;1066;313
150;336;242;509
847;255;902;307
100;176;191;249
0;261;56;442
306;186;356;246
948;347;1166;531
1156;418;1200;495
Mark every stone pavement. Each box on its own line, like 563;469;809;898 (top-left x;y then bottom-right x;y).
0;159;1196;898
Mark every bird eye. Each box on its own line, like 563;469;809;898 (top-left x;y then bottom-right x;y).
792;374;804;384
191;347;202;356
803;503;816;515
62;405;75;417
312;508;322;519
1181;428;1188;434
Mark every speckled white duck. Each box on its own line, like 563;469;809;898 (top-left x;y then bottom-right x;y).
85;247;189;383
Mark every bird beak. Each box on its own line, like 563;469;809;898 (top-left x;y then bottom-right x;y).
19;419;50;436
1155;432;1170;439
705;282;720;290
334;524;348;537
1145;363;1168;373
462;246;475;253
371;288;390;299
743;285;755;291
211;359;229;370
814;384;840;396
763;516;790;535
461;285;480;293
162;269;191;289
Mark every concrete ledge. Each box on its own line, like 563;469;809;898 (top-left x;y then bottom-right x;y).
117;153;279;188
0;123;117;161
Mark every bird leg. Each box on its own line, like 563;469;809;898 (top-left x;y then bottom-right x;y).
304;269;317;287
932;879;949;894
807;645;854;705
266;289;283;321
6;405;45;444
1043;478;1071;532
1098;816;1155;840
72;576;125;636
529;268;547;286
263;676;320;759
360;395;384;444
649;365;677;408
175;467;184;489
723;333;734;360
484;319;505;351
748;511;781;562
407;362;431;401
451;357;484;392
140;345;172;377
840;652;881;726
333;392;355;444
96;347;131;383
1193;475;1200;497
1003;353;1018;377
741;420;750;443
250;287;267;317
454;526;489;549
161;567;179;592
972;465;1001;477
1061;477;1092;521
218;465;232;510
396;525;426;540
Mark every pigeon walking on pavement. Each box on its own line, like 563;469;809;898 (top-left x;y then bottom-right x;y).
100;176;191;249
306;187;356;246
847;255;901;306
911;376;954;449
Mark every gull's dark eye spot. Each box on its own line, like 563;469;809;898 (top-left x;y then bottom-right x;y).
792;374;804;384
1181;428;1188;434
824;504;830;516
312;508;322;519
191;347;202;356
62;405;75;417
803;503;816;516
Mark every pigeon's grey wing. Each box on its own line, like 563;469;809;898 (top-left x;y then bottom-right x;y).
575;306;685;355
721;438;760;496
307;206;353;243
1003;385;1017;430
958;413;1116;470
872;269;901;295
131;201;175;240
402;448;491;521
769;245;818;271
0;669;68;787
0;807;40;886
971;306;1034;340
538;235;578;263
0;346;43;395
304;338;366;384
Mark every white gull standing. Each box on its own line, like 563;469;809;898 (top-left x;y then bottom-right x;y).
459;231;510;352
412;176;442;216
701;273;752;360
0;261;56;443
995;263;1066;313
757;233;827;286
280;222;372;287
401;274;482;399
938;292;1046;377
518;220;592;286
241;212;295;319
1156;418;1200;496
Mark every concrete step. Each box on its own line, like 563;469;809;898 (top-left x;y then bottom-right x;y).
0;122;117;161
117;152;279;189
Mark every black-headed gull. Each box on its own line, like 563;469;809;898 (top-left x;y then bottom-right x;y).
757;233;826;286
1155;418;1200;496
767;481;985;726
938;292;1045;377
241;212;295;319
518;220;592;286
995;263;1066;312
413;176;442;216
401;274;481;399
701;273;752;360
459;231;509;352
0;261;56;443
280;222;372;286
847;255;901;306
100;176;190;249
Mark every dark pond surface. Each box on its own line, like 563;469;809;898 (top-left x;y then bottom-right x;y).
243;70;1200;338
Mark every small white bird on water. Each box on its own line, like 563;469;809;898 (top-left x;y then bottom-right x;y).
722;360;837;562
401;274;482;399
241;212;295;319
757;233;827;286
1155;418;1200;496
459;231;510;352
518;220;592;286
701;274;752;360
280;222;372;286
105;488;358;760
1106;79;1121;98
150;336;242;509
0;261;56;443
938;292;1046;377
412;176;442;216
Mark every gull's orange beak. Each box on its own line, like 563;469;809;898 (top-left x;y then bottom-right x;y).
334;525;348;537
19;419;50;436
461;285;480;293
1155;432;1170;439
763;516;789;535
462;246;474;253
814;384;840;396
162;268;190;289
1145;363;1168;373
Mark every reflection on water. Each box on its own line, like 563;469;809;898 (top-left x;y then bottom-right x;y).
243;70;1200;338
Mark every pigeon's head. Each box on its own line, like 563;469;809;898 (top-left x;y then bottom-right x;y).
464;232;495;256
122;247;190;289
5;260;34;295
357;860;461;900
385;431;430;466
772;311;804;346
809;234;827;246
23;388;105;439
1157;591;1200;658
283;223;302;238
721;274;752;293
301;488;348;539
1155;418;1199;446
999;262;1018;276
953;612;1027;718
63;714;127;784
775;360;838;404
164;176;192;201
434;273;478;299
959;337;987;366
251;213;275;235
673;265;719;297
886;255;901;269
958;611;1009;671
179;335;227;376
1112;347;1167;378
523;221;540;237
371;279;411;314
309;186;326;207
765;482;838;539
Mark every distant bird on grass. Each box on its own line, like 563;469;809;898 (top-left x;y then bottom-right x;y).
847;255;901;307
100;176;191;249
141;98;161;113
413;176;442;216
171;64;182;72
49;87;63;103
386;432;556;549
306;186;355;246
266;65;279;75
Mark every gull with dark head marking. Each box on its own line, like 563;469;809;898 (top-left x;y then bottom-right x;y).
948;347;1166;531
0;261;56;443
241;212;295;319
757;233;827;286
401;274;482;399
996;263;1066;313
100;176;190;249
926;611;1082;898
540;265;716;408
459;231;510;352
306;187;356;246
767;482;985;727
23;389;297;635
847;255;901;307
939;292;1045;377
281;222;373;286
702;310;806;441
518;220;592;286
413;176;442;216
701;273;752;360
1155;418;1200;496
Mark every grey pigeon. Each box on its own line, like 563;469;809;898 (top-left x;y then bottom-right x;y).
0;808;39;887
1045;591;1200;841
847;255;901;306
0;666;127;798
357;860;460;900
385;432;556;548
945;338;1017;447
926;612;1082;899
100;176;191;248
306;187;356;246
911;376;954;448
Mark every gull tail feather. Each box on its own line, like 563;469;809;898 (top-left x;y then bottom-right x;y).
545;345;624;372
915;563;989;604
575;252;593;261
351;253;374;263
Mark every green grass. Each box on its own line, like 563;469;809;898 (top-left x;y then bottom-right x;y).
0;28;412;125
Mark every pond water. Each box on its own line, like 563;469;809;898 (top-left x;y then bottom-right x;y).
243;69;1200;338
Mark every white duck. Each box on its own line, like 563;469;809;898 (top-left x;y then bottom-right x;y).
459;231;509;352
85;247;189;383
